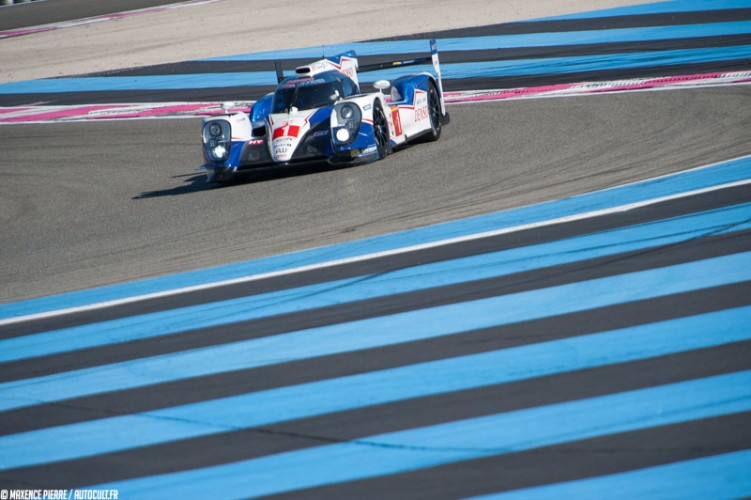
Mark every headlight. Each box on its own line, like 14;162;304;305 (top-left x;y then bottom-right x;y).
211;144;227;159
332;102;361;145
336;103;359;124
340;105;354;120
336;128;350;142
202;120;231;162
208;123;222;137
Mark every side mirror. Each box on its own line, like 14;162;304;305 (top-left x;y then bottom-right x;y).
220;102;235;114
373;80;391;93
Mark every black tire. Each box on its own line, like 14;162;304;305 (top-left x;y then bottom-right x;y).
372;100;390;159
421;80;443;142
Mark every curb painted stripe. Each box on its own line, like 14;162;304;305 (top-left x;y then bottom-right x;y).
1;154;750;324
444;71;751;104
94;370;751;499
0;251;749;413
2;306;749;469
3;71;750;125
471;450;751;500
3;201;750;363
0;102;251;124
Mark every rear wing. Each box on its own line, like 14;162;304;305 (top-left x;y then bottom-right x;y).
359;39;446;115
272;40;446;114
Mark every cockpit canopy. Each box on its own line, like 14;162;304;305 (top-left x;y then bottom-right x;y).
271;71;359;113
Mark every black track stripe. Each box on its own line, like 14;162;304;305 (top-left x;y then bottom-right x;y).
377;8;751;40
5;3;749;35
1;230;749;385
3;344;748;489
85;34;751;77
272;412;751;500
376;33;751;63
3;58;750;106
32;10;751;79
0;86;275;107
2;281;749;435
4;183;749;339
444;58;751;93
1;227;749;385
0;60;736;106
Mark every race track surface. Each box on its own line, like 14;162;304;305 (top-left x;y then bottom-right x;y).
1;87;750;302
1;0;750;498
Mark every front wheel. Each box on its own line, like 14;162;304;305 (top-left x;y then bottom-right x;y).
372;100;390;159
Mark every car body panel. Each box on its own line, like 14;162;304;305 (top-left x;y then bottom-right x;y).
200;40;449;182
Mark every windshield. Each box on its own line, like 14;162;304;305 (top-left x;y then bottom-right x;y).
272;79;343;113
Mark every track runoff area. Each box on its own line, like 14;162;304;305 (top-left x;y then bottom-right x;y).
2;0;751;120
1;1;751;499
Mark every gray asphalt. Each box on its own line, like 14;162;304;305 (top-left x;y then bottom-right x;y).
0;0;190;31
1;85;750;303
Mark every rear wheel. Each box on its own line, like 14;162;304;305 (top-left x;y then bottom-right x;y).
422;81;442;142
373;100;390;159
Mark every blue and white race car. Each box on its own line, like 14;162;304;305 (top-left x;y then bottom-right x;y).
200;39;450;182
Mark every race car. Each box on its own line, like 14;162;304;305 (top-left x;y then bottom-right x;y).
200;39;450;182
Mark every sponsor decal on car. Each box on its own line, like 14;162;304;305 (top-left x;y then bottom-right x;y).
336;57;357;80
414;91;429;122
273;124;301;139
272;136;295;160
390;106;403;137
280;78;325;89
